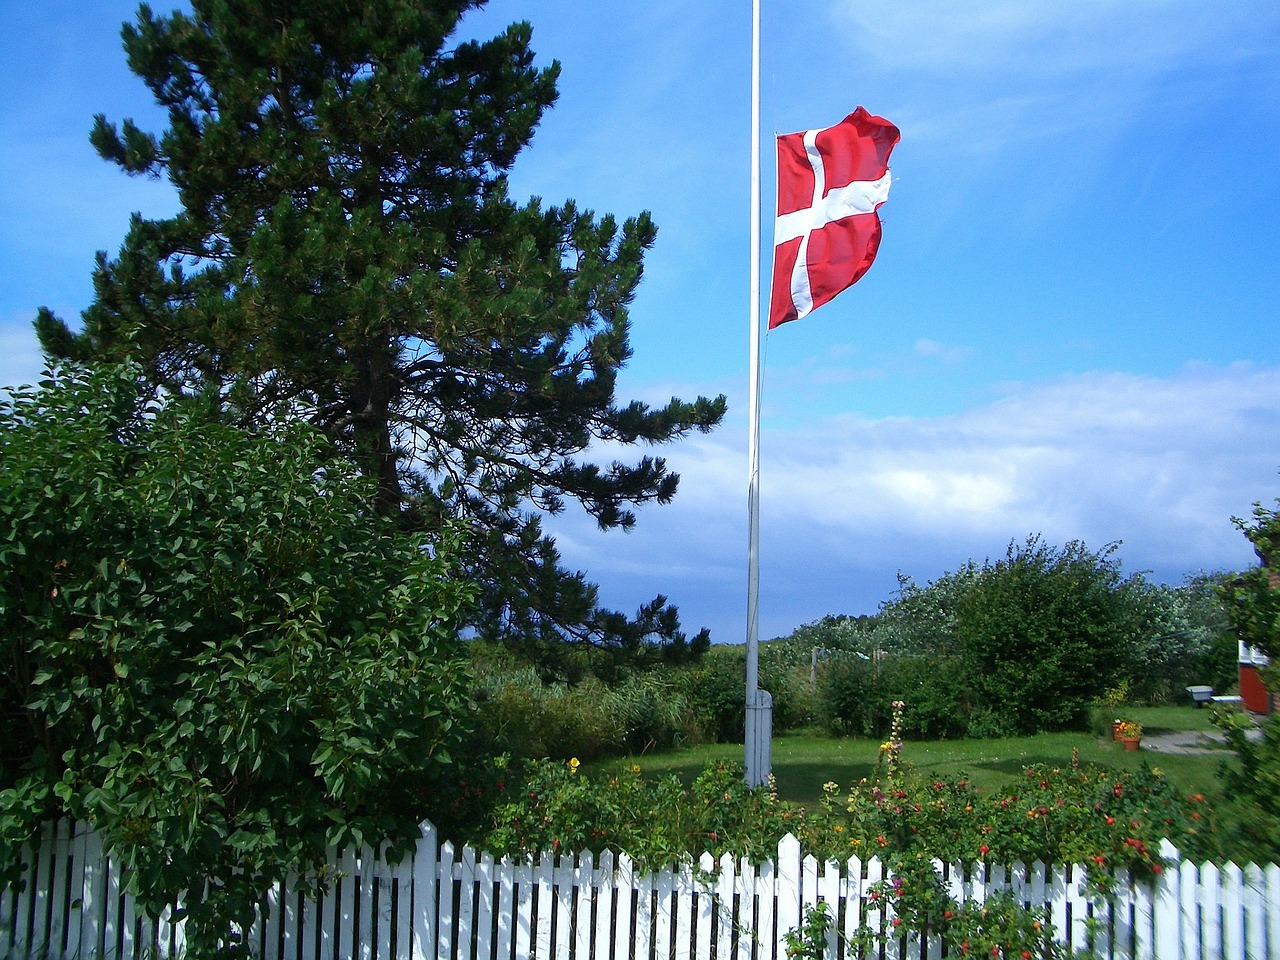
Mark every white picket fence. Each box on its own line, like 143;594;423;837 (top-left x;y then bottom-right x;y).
2;819;1278;959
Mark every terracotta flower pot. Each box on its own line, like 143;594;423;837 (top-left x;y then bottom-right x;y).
1121;737;1141;751
1112;721;1123;740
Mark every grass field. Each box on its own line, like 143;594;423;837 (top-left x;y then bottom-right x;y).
601;705;1235;811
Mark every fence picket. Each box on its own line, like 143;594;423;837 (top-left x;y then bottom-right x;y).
411;822;437;960
1267;863;1280;960
714;852;734;960
595;849;616;960
736;856;757;960
613;852;634;960
1222;861;1244;960
671;859;690;960
513;857;534;960
696;852;716;958
1244;862;1265;960
633;868;653;960
653;862;675;960
776;834;801;960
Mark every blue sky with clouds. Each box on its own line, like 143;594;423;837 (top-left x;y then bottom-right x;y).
3;1;1279;643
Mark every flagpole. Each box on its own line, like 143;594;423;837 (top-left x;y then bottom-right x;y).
744;0;771;788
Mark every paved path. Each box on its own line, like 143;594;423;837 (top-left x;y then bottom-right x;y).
1139;723;1263;755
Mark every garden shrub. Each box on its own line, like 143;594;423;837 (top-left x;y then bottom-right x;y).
952;538;1153;734
0;364;476;955
675;644;814;744
1128;575;1235;704
481;757;799;868
1212;498;1280;862
817;653;968;739
469;663;695;761
677;651;747;742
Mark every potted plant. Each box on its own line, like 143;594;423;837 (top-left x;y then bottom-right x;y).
1116;720;1143;750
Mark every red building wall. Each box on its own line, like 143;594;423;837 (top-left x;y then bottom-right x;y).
1239;663;1274;714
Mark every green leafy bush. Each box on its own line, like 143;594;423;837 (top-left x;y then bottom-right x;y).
817;654;969;739
0;365;475;956
1131;576;1236;703
951;538;1154;734
481;757;799;868
469;661;696;761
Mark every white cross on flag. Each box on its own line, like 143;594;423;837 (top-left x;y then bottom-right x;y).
769;107;900;329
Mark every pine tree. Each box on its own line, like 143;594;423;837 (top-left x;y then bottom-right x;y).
38;0;724;665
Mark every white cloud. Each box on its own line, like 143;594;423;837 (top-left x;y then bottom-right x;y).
555;362;1279;641
0;322;48;394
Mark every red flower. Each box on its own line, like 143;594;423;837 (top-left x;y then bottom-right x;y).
1152;864;1163;874
893;918;902;927
1105;816;1115;825
1094;855;1105;865
979;844;990;856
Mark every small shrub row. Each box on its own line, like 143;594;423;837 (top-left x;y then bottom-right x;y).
469;664;695;762
466;643;820;768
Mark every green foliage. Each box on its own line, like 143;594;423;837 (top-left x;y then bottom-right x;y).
468;661;694;762
817;654;969;739
1132;575;1236;703
950;538;1154;735
1212;496;1280;862
482;758;799;869
783;902;836;959
1214;710;1280;862
0;364;474;957
474;740;1211;956
805;538;1159;738
791;745;1209;959
677;651;749;743
799;758;1210;875
674;644;814;744
1220;499;1280;661
36;0;723;668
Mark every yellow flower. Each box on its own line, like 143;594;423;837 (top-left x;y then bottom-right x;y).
568;757;581;774
833;825;845;833
631;764;642;775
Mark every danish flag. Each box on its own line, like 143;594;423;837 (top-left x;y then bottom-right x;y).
769;107;900;329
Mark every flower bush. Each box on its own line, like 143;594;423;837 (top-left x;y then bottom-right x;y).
785;703;1208;956
469;705;1215;958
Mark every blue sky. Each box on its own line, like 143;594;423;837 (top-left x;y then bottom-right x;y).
3;1;1279;643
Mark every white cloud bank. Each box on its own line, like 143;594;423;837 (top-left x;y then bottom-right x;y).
551;362;1280;642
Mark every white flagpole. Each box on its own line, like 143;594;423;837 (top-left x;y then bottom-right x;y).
744;0;772;787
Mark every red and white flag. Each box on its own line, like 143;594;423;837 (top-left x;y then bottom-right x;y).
769;107;900;329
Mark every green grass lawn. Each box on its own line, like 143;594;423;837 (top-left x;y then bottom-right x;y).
600;705;1233;812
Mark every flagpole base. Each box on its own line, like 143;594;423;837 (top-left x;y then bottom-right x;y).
744;688;773;787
